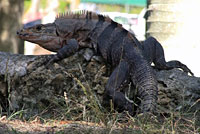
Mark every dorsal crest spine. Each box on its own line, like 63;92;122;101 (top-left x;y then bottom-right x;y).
56;10;113;22
56;10;96;19
55;10;126;30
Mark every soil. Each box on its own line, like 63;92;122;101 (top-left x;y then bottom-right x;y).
0;116;140;134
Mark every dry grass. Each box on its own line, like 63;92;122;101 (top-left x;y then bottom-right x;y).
0;106;199;134
1;56;199;134
1;72;199;134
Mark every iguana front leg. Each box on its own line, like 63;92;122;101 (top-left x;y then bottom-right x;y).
47;39;79;65
142;37;193;76
103;60;135;116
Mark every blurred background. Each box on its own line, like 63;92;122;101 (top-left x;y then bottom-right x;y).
0;0;199;76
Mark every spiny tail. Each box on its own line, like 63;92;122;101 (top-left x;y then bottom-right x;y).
132;59;158;113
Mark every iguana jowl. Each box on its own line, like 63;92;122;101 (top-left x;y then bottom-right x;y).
17;10;193;115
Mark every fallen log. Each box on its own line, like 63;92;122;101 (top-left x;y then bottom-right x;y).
0;49;199;116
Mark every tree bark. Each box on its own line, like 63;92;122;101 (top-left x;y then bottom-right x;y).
0;50;199;116
0;0;24;54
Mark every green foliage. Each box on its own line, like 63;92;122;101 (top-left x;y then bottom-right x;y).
40;0;47;9
24;0;31;12
8;110;26;120
24;0;69;13
58;0;70;13
99;4;143;14
24;0;143;14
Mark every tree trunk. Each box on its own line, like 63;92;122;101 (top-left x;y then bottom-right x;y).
146;0;200;79
0;49;199;117
0;0;24;54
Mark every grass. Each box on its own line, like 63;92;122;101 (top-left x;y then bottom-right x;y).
1;51;199;133
2;111;199;133
1;69;199;133
2;68;199;134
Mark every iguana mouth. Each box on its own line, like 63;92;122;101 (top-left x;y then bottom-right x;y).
17;28;59;41
17;29;39;39
17;32;29;37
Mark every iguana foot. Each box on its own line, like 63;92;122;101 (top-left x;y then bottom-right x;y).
179;63;194;76
45;55;60;68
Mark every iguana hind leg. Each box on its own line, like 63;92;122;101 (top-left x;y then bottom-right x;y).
142;37;193;75
103;60;135;116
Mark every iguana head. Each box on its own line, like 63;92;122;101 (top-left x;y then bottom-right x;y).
17;23;64;52
17;11;98;52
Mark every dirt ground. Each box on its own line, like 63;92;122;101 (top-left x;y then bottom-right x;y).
0;116;141;134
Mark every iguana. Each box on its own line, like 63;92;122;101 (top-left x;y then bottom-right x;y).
17;10;193;116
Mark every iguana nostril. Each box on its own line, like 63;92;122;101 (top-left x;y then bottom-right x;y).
16;30;22;35
16;29;24;35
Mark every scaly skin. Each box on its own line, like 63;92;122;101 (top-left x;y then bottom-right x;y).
17;10;193;116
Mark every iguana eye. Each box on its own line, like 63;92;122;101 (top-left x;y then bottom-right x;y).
36;25;42;31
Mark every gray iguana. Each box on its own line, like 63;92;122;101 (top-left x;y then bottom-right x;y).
17;10;193;116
